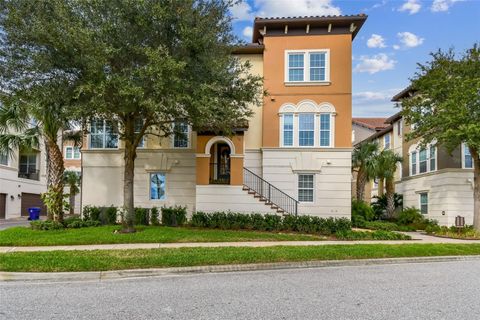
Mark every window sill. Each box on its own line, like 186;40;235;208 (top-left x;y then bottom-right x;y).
284;81;331;87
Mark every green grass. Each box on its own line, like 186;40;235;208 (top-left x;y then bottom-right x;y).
0;226;326;246
1;244;480;272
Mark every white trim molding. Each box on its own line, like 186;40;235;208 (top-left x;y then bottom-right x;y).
204;136;237;156
284;49;331;84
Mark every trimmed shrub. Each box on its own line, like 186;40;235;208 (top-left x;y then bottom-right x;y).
161;206;187;227
135;207;150;226
82;205;102;222
352;200;375;227
150;207;160;226
104;206;118;225
30;220;64;230
335;230;411;240
397;207;423;225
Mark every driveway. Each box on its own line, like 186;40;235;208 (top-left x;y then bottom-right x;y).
0;218;33;230
1;259;480;319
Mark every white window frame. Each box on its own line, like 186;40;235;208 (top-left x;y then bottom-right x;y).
135;119;146;148
409;143;437;176
298;174;315;203
298;113;315;147
281;113;294;147
149;172;167;201
419;192;428;215
384;134;391;150
172;122;191;149
462;142;474;169
284;49;330;84
397;120;402;136
65;146;81;160
319;113;332;147
0;151;8;166
89;120;119;149
19;153;38;175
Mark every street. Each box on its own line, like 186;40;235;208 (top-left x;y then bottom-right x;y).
1;259;480;319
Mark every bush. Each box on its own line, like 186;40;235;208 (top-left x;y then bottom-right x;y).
371;193;403;219
104;206;118;225
397;207;423;225
150;207;160;226
135;207;150;226
335;230;411;240
82;205;102;222
30;220;64;230
189;212;351;236
162;206;187;227
352;200;375;227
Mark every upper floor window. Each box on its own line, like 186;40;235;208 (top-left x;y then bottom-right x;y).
18;153;39;180
409;143;436;176
397;120;402;136
279;101;335;148
285;50;330;84
462;143;473;169
384;134;391;150
90;120;118;149
0;152;8;166
135;119;145;148
173;122;189;148
65;146;81;160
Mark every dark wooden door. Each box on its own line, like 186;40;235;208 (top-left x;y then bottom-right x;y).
20;193;47;216
0;193;6;219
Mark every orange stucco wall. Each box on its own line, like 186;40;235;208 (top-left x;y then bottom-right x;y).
262;34;352;148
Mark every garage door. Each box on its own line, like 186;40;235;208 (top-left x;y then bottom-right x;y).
20;193;47;216
0;193;6;219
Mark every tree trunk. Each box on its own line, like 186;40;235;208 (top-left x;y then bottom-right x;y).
69;191;75;216
45;139;65;222
471;148;480;231
385;178;396;219
122;119;137;232
378;178;385;197
356;169;366;202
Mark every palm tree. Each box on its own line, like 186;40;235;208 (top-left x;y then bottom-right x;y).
63;171;81;216
0;94;80;222
375;150;403;218
352;142;379;202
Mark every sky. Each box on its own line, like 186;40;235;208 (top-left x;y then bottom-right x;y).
230;0;480;117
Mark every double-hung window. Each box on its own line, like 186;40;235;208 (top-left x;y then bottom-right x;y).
173;122;189;148
286;50;329;83
298;114;314;147
150;173;166;200
90;120;118;149
0;152;8;166
464;144;473;169
135;119;145;148
65;146;81;159
384;134;391;150
419;193;428;215
298;174;314;202
429;145;436;171
319;114;331;147
419;149;427;174
282;114;294;146
411;151;417;175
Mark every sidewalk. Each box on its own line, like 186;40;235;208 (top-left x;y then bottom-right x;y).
1;232;479;253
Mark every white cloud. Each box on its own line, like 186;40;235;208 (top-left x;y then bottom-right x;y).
254;0;341;18
431;0;463;12
242;26;253;39
354;54;396;74
353;88;403;117
398;0;421;14
354;91;391;101
367;34;386;48
397;31;424;48
393;44;401;50
230;1;254;21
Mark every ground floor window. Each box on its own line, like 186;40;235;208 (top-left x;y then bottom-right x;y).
419;193;428;215
150;173;166;200
298;174;314;202
0;152;7;166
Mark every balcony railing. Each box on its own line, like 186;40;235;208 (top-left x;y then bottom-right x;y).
18;170;40;181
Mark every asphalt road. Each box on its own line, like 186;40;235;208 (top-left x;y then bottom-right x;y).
1;260;480;320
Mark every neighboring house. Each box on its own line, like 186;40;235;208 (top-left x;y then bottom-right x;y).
81;14;367;218
352;117;388;146
362;88;475;226
0;141;48;219
63;138;82;214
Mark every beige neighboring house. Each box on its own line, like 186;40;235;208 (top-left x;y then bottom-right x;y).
0;141;48;219
352;117;388;146
62;138;82;214
81;14;368;218
361;88;475;226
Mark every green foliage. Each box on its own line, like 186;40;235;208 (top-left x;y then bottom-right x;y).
150;207;160;226
371;193;403;219
104;207;118;225
161;206;187;227
134;208;150;226
426;225;480;239
397;207;423;225
82;205;117;225
351;200;375;227
190;212;351;235
82;206;102;222
364;221;416;232
335;230;411;240
352;142;379;201
30;220;64;231
62;217;101;229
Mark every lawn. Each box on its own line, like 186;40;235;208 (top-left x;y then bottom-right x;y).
0;226;326;246
1;244;480;272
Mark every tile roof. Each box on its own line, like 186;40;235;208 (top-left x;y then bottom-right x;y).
352;117;388;131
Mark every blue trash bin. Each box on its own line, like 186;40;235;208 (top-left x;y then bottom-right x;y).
28;207;41;220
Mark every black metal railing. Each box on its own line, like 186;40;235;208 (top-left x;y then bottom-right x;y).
18;169;40;181
209;163;230;185
243;167;298;215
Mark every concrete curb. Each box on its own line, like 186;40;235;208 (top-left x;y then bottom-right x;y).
2;255;480;283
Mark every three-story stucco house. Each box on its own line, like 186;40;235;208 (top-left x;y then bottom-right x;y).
81;14;367;218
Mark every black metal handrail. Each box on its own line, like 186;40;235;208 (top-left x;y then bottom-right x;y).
243;167;298;215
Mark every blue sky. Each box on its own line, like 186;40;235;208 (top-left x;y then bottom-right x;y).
230;0;480;117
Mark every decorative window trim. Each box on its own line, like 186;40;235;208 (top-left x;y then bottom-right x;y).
408;142;437;176
284;49;330;84
65;146;81;160
172;122;191;149
279;100;335;148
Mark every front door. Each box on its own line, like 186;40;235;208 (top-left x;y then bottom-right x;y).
216;143;231;184
0;193;6;219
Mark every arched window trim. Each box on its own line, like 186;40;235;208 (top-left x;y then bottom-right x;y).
279;101;336;148
408;142;437;176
